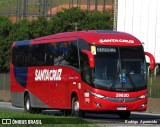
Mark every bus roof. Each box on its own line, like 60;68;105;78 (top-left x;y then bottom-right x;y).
13;30;142;47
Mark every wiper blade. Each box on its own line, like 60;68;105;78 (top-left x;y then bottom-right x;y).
126;72;138;91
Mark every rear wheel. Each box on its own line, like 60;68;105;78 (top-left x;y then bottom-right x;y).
24;94;41;113
24;94;33;113
71;96;84;117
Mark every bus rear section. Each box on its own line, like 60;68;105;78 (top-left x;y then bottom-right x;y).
10;30;155;119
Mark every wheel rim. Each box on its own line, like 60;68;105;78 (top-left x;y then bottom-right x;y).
26;99;30;111
74;101;79;111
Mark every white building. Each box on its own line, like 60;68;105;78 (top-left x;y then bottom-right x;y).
115;0;160;73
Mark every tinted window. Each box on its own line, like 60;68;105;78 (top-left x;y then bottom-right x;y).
93;46;146;91
12;41;79;69
80;52;92;85
78;39;89;50
50;41;79;69
12;44;54;67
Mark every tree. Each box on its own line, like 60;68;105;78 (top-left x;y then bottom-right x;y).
0;16;13;41
0;8;113;72
51;7;113;33
0;16;13;72
29;17;52;39
0;19;31;72
51;7;86;33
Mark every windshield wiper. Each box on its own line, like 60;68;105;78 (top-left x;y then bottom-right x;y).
109;71;138;92
126;72;138;91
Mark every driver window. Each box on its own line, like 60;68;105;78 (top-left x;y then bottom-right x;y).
80;53;91;85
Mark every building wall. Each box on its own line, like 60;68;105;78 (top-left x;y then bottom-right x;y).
117;0;160;64
0;73;11;101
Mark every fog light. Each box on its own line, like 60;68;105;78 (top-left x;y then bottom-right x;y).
140;104;146;108
94;102;102;108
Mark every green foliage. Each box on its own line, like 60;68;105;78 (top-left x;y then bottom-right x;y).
0;16;13;41
0;8;113;72
51;7;113;33
8;20;31;42
84;10;113;30
148;75;160;98
0;110;97;127
0;16;13;72
0;41;11;72
0;19;31;72
30;17;52;38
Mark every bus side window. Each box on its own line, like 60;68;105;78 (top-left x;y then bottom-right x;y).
80;53;91;85
53;41;79;69
44;44;54;66
12;45;28;67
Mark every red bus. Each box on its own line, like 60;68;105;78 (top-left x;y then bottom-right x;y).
10;30;155;119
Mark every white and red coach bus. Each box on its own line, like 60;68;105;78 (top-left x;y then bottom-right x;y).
10;30;155;119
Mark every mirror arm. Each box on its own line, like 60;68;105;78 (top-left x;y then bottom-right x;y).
81;50;95;68
145;52;155;70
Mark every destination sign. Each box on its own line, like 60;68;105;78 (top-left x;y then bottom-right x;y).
97;47;116;53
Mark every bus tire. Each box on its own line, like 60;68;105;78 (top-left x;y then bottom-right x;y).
119;111;130;119
71;96;84;117
24;94;35;113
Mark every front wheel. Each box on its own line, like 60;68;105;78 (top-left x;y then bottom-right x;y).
71;96;84;117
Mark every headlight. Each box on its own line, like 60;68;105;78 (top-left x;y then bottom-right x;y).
90;91;105;99
138;94;147;99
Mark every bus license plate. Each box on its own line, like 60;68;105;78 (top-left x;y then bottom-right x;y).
117;106;126;110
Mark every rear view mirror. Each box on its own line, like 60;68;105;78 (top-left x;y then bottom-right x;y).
81;50;94;68
145;52;155;70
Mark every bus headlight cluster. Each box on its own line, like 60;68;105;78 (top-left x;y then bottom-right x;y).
138;94;147;99
90;91;105;99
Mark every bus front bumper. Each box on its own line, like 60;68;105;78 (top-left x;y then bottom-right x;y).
88;97;147;112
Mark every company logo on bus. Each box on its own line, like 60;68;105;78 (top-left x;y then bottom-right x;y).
35;69;62;81
99;39;134;44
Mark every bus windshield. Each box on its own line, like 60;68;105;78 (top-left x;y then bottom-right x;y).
93;46;146;92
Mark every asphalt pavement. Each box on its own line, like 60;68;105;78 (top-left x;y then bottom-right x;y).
0;102;160;126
